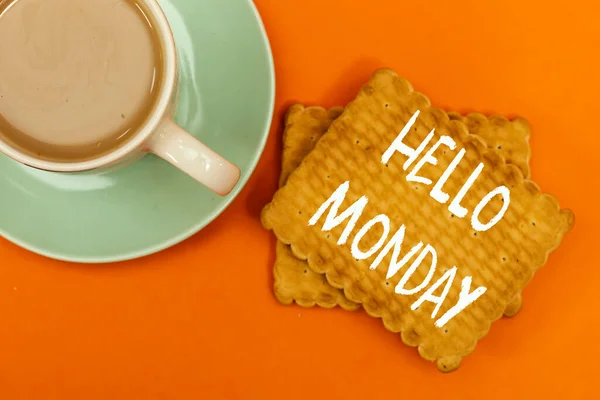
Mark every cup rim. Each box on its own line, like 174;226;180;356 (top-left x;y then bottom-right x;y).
0;0;177;172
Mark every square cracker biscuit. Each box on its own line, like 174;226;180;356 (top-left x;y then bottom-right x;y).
275;105;532;316
262;69;573;371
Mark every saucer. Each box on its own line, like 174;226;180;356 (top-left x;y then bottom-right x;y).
0;0;275;263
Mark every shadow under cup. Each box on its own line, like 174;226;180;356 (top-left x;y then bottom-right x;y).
0;0;168;166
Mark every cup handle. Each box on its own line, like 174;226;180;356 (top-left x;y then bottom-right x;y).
146;118;241;196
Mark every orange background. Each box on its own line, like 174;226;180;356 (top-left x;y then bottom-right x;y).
0;0;598;398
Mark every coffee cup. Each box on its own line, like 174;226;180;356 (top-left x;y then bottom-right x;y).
0;0;241;196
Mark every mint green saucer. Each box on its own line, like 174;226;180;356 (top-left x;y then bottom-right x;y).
0;0;275;263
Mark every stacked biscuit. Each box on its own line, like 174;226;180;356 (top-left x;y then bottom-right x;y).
261;69;573;371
